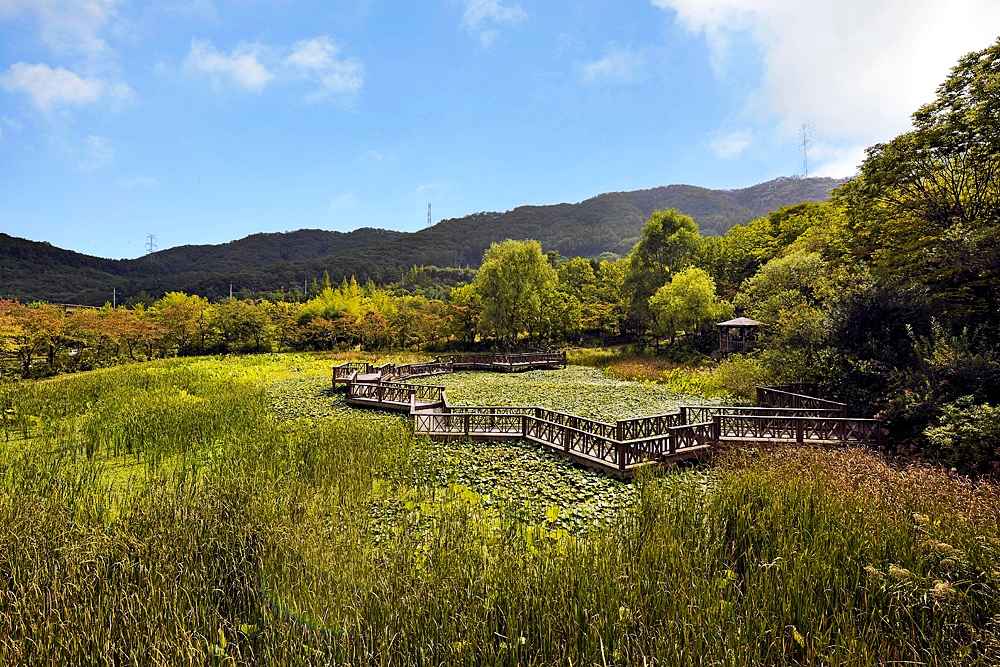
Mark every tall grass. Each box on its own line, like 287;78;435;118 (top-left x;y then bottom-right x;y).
0;361;997;665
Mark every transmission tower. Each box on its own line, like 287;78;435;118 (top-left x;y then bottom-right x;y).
799;124;811;177
145;233;157;255
427;203;432;228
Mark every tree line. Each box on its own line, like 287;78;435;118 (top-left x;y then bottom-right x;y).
2;38;999;472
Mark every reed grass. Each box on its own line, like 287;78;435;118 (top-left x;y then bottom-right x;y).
0;359;997;665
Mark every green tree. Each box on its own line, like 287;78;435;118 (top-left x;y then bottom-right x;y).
153;292;209;356
624;209;702;335
648;267;733;344
214;300;274;353
446;283;482;345
735;251;829;350
699;202;839;296
836;37;1000;326
471;239;557;348
557;257;597;301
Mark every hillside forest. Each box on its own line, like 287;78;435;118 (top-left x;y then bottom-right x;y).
0;176;842;304
3;39;1000;475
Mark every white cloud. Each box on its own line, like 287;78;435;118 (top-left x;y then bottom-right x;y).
459;0;527;47
184;36;364;100
80;134;113;169
710;128;753;158
119;174;158;188
361;147;402;165
285;36;364;100
555;31;585;57
580;45;646;85
184;38;274;91
416;182;451;200
809;143;865;178
653;0;1000;174
0;61;132;110
330;192;359;212
0;0;120;57
165;0;219;24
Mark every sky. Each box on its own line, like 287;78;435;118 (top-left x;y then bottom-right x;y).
2;0;1000;259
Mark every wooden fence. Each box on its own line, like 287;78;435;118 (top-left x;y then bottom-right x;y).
756;386;848;417
333;362;884;478
435;352;567;371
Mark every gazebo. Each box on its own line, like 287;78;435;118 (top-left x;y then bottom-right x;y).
717;317;762;354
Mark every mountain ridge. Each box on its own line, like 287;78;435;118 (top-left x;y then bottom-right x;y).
0;176;846;304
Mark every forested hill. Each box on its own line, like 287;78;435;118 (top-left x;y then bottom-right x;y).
1;176;844;304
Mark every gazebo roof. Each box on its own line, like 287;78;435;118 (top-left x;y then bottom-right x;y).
717;316;762;328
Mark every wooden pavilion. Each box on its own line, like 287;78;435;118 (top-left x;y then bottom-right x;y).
717;316;762;354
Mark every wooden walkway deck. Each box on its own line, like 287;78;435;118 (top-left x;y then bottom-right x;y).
332;353;884;478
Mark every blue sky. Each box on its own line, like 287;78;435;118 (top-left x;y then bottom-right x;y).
3;0;1000;259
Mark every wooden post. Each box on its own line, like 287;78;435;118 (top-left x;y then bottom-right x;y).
464;413;470;437
796;418;804;444
712;415;721;443
679;407;687;425
668;428;676;456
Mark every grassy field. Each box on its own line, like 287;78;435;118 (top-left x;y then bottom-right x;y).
1;353;998;665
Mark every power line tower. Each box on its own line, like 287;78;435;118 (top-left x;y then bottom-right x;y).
145;233;157;255
799;124;811;177
427;203;432;228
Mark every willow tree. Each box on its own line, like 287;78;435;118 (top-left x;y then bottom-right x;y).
471;239;557;348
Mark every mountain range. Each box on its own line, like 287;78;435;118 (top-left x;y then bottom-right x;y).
1;176;845;304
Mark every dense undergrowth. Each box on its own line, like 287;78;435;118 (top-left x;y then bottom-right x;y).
0;356;998;665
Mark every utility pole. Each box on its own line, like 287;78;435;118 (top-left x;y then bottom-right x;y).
427;203;432;228
145;233;157;255
799;124;811;177
112;287;116;309
229;282;233;299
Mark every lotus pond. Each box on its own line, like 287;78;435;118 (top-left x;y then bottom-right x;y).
2;353;998;666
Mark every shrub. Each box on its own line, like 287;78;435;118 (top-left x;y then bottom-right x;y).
925;396;1000;473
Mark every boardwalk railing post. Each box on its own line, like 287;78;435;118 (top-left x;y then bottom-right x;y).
617;440;627;473
680;407;687;425
796;418;804;444
464;413;470;437
712;415;721;443
669;428;676;457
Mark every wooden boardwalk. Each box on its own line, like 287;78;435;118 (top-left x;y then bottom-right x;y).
332;353;884;478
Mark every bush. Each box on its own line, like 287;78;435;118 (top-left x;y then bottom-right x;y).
925;396;1000;474
711;354;768;401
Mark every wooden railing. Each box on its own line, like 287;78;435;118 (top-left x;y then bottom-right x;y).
617;413;684;440
334;360;884;478
348;380;446;407
756;386;848;417
332;362;370;382
715;414;882;445
621;422;717;467
680;405;843;424
392;362;453;379
436;352;567;370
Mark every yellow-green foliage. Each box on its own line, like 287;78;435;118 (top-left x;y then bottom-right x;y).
0;357;997;665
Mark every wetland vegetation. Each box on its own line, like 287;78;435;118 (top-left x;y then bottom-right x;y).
1;354;997;665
